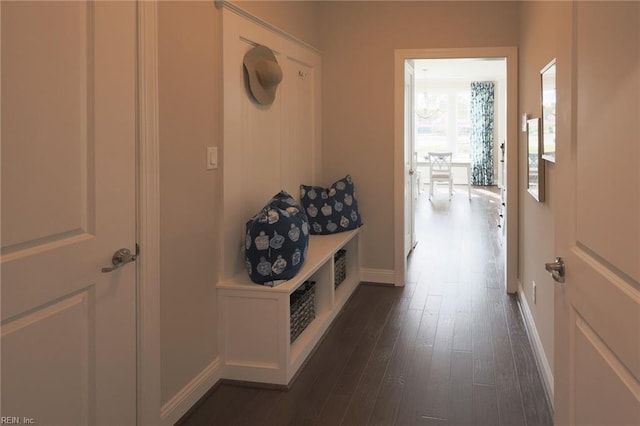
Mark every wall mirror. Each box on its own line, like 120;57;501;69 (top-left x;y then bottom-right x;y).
527;117;544;201
541;59;556;162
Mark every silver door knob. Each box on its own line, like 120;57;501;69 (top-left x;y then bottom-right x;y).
545;257;565;283
102;248;137;273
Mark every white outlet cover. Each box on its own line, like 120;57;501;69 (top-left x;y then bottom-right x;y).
207;147;218;170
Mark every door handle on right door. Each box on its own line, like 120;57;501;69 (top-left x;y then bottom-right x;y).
545;256;565;283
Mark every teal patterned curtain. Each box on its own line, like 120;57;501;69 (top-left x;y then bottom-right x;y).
470;82;495;185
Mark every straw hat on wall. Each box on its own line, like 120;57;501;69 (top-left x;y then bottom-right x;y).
243;45;283;105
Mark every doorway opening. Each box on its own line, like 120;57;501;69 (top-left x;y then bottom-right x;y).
394;47;518;292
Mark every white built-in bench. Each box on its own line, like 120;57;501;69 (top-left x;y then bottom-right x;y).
217;228;361;386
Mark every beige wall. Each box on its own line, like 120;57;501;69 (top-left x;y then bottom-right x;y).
518;0;572;379
158;1;221;404
156;0;571;411
239;1;322;47
157;0;321;407
316;1;520;270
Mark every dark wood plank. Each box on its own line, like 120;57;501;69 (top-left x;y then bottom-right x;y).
394;295;442;426
367;308;423;425
312;287;396;426
177;384;259;425
420;285;456;420
418;417;449;425
471;275;496;386
472;384;500;426
453;280;472;353
400;279;418;300
448;350;473;426
453;311;472;353
338;287;414;426
406;250;424;283
229;387;284;426
409;280;430;311
429;281;448;299
484;261;502;289
487;288;527;426
511;334;554;426
455;278;473;314
504;293;528;338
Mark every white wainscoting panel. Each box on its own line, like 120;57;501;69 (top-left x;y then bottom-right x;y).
220;6;321;283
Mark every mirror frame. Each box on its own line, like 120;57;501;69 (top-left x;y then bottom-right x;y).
541;59;556;162
527;117;545;202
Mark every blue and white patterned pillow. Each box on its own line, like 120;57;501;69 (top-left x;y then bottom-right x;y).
245;191;310;285
300;175;363;235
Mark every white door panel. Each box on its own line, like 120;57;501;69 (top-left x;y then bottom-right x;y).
574;314;640;426
569;250;640;381
1;2;137;424
404;61;417;258
555;2;640;424
2;293;92;425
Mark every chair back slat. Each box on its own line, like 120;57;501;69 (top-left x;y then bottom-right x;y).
428;152;452;174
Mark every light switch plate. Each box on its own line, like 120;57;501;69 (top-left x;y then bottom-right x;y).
207;147;218;170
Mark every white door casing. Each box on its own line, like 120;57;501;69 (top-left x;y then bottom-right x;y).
554;2;640;425
137;1;162;424
394;47;518;289
1;2;137;424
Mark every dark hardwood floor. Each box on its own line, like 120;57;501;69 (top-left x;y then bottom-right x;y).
178;185;553;426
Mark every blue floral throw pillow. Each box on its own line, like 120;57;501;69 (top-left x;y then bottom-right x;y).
300;175;363;235
245;191;310;285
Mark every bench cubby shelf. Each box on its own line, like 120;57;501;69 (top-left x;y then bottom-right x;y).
218;228;361;386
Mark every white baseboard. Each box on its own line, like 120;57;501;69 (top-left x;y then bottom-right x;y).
360;268;395;285
517;283;554;408
161;357;223;426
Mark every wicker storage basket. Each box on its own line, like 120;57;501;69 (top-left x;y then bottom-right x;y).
290;281;316;343
334;249;347;289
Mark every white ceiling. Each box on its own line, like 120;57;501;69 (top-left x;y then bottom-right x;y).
413;58;506;81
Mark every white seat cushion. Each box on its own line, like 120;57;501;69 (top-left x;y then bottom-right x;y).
432;172;451;179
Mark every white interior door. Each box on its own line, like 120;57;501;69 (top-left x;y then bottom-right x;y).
404;61;417;257
554;2;640;425
1;2;137;424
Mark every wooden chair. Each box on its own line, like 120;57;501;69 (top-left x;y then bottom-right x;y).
428;152;453;200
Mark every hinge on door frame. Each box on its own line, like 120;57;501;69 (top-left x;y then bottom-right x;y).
136;243;140;256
